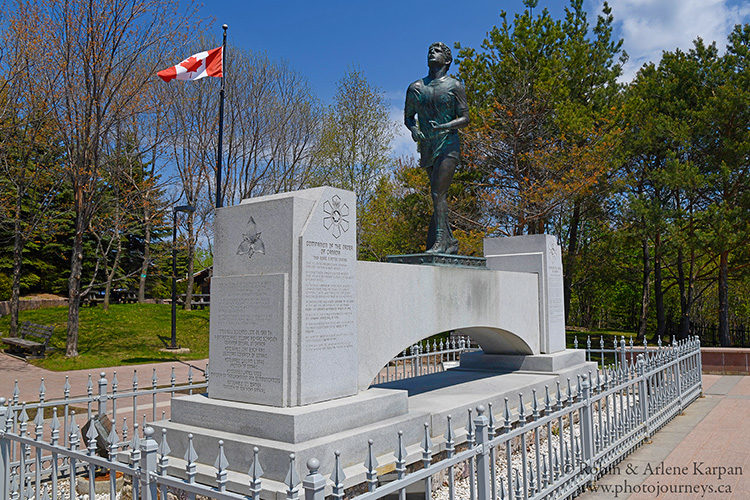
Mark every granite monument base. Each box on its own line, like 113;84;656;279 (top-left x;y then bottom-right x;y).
152;355;596;498
385;253;487;268
458;348;586;372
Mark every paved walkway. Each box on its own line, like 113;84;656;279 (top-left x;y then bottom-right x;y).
0;352;209;403
580;374;750;499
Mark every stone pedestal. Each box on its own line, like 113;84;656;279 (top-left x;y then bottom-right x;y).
209;187;357;407
483;235;566;353
156;187;591;496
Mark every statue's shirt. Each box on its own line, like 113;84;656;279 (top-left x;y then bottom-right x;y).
405;75;468;168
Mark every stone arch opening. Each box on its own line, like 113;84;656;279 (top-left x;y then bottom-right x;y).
361;325;534;390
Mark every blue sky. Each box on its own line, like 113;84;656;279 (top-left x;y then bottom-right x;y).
194;0;750;157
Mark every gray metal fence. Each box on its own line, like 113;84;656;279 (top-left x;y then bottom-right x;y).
373;336;477;385
0;336;702;499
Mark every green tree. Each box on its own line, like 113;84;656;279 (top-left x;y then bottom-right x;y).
314;68;395;211
698;25;750;345
455;0;624;323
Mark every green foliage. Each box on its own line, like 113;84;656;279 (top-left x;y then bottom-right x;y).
0;273;11;301
314;68;395;210
455;0;624;235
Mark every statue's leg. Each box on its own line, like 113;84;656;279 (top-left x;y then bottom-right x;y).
425;166;437;250
426;156;458;254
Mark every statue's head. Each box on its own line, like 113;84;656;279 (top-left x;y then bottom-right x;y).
428;42;452;69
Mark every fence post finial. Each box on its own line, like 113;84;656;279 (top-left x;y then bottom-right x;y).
474;405;491;499
98;372;108;417
302;457;326;500
140;427;158;500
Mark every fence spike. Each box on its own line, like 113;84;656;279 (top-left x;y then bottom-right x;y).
157;429;170;457
395;430;407;463
556;380;563;409
466;407;474;442
330;450;345;498
107;423;119;460
444;415;455;454
86;417;98;456
532;388;539;419
517;393;526;424
69;411;80;449
488;402;496;437
170;367;176;388
528;460;536;494
34;406;44;438
131;422;141;455
39;377;46;403
365;439;378;491
553;446;561;478
574;336;578;349
504;397;512;429
514;468;522;498
545;385;552;413
87;373;93;394
49;407;60;445
284;453;300;497
421;422;432;465
185;433;197;483
112;371;118;391
215;440;228;491
19;402;29;425
12;379;19;404
249;446;264;496
567;378;574;403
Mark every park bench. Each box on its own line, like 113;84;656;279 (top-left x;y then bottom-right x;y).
178;293;210;309
1;321;55;358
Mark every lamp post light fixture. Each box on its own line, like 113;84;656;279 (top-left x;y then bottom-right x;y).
170;204;196;350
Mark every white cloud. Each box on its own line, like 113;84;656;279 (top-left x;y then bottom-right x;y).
601;0;750;81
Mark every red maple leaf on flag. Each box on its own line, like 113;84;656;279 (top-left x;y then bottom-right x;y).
180;56;203;73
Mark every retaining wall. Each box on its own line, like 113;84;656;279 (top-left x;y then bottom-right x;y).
0;298;67;317
701;347;750;375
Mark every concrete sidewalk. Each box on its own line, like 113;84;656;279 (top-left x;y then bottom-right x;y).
0;352;209;403
580;374;750;499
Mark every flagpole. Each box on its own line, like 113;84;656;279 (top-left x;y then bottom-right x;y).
216;24;228;209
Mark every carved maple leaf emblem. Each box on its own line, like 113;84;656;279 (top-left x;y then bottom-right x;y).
180;56;203;73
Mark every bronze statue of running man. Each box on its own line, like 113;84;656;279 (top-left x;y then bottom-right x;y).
404;42;469;254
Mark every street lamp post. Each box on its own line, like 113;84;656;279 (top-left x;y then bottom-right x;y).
170;204;195;350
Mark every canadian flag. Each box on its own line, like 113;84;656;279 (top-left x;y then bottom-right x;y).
157;47;223;82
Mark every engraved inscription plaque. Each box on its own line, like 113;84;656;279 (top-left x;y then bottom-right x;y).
208;274;286;405
299;191;358;403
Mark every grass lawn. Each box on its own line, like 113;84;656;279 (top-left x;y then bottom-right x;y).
0;303;209;371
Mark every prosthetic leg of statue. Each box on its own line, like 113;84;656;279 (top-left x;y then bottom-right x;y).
426;156;459;254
